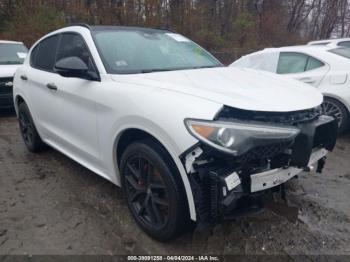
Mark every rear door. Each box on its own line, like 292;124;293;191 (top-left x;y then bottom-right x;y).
276;52;330;87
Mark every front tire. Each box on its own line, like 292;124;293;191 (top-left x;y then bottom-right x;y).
322;97;349;134
120;139;190;241
18;102;46;152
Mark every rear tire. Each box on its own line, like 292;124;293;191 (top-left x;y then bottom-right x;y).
18;102;46;152
120;139;190;241
322;97;349;134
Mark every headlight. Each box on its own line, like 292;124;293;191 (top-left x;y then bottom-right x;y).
185;119;300;155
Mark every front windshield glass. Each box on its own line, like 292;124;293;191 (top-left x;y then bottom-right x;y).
92;29;222;74
0;43;28;65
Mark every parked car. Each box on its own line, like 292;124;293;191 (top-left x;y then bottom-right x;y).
231;45;350;133
0;40;28;109
14;25;338;240
308;38;350;47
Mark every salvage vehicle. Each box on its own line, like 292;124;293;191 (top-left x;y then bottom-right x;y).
231;45;350;133
14;25;338;241
0;41;27;109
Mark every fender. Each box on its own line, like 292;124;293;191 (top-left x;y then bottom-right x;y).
110;116;199;221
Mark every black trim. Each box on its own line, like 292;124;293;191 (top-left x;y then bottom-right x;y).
54;32;101;82
30;31;101;81
30;34;61;73
68;23;91;30
61;24;174;33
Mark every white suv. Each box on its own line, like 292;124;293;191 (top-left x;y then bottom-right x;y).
14;25;338;240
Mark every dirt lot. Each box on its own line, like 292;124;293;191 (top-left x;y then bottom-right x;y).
0;110;349;257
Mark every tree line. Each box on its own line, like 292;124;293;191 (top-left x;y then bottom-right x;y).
0;0;349;62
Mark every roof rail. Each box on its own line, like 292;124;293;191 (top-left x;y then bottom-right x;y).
67;23;91;30
151;26;176;33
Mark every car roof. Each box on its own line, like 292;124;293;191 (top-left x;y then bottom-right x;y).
0;40;24;45
308;38;350;45
257;45;333;54
61;24;173;33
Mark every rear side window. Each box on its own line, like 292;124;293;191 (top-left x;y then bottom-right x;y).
31;35;59;71
306;56;324;71
277;52;324;74
338;41;350;48
329;47;350;59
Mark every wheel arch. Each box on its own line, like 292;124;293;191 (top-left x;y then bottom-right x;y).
14;94;26;116
322;93;350;115
113;126;197;221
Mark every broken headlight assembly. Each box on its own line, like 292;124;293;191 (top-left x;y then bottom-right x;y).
185;119;300;156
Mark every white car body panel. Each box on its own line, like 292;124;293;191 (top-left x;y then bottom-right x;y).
14;27;325;221
112;67;323;112
0;64;21;78
231;45;350;113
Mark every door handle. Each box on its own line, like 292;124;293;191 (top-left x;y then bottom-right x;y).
20;75;28;81
46;83;58;91
298;77;316;84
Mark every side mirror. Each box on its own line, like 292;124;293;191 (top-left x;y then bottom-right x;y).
54;57;99;81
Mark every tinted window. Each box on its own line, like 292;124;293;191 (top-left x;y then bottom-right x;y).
277;52;324;74
277;52;308;74
329;47;350;59
338;41;350;48
56;33;95;71
306;56;324;71
0;43;28;65
31;35;59;71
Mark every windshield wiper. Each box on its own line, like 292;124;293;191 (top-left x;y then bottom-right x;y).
191;65;224;69
140;68;175;73
140;65;223;73
0;61;22;65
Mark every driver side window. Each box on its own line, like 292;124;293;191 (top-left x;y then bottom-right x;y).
56;33;96;72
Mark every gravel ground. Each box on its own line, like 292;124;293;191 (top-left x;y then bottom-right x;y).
0;111;349;257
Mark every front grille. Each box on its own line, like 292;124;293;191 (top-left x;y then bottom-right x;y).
0;77;14;95
237;142;292;162
216;106;322;125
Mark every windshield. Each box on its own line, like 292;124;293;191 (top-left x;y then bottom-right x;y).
329;47;350;59
0;43;28;65
92;29;222;74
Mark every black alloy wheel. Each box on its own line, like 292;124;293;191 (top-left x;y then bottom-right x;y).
18;102;45;152
124;155;170;230
120;140;190;241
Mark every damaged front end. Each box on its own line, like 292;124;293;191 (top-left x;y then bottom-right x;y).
182;106;338;224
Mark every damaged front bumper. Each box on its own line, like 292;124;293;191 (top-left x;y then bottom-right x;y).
182;113;338;224
250;147;327;193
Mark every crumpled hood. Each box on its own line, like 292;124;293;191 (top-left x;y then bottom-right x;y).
0;64;21;78
112;67;323;112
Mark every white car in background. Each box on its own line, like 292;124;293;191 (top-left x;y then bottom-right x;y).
0;40;28;109
231;45;350;133
308;38;350;48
